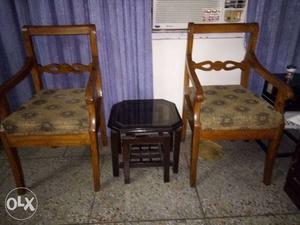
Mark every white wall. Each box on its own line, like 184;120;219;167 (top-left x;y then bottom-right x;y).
152;34;246;114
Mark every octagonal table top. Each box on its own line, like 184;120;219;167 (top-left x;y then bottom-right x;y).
108;99;182;133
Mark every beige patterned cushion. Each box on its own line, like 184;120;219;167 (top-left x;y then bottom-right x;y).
1;89;89;135
197;85;283;130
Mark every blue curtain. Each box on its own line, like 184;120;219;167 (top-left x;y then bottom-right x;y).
247;0;300;94
0;0;153;123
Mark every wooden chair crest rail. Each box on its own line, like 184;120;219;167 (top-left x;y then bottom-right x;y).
0;24;107;194
181;23;294;187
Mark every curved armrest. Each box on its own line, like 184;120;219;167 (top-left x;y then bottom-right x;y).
246;51;294;112
0;58;34;96
186;55;204;102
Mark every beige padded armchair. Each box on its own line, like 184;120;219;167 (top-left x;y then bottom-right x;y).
0;25;107;194
181;23;294;187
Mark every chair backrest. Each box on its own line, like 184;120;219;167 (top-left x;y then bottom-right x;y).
187;23;259;88
22;24;100;92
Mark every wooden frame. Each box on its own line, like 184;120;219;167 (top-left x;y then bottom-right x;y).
0;24;107;194
181;23;294;187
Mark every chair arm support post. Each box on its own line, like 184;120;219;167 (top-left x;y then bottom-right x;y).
186;55;204;102
193;100;201;127
246;51;294;112
91;56;103;99
85;69;98;132
0;58;34;96
85;69;97;103
86;101;97;133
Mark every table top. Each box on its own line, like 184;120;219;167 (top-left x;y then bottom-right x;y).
108;99;182;133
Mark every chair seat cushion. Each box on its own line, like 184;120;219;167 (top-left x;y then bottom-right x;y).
198;85;283;130
1;89;89;135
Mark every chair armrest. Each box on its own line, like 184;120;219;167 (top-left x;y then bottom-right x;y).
246;51;294;113
186;55;204;102
0;58;34;96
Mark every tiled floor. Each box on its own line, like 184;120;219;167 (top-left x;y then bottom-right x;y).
0;133;299;225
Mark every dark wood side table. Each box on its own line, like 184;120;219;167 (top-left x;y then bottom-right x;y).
108;99;182;184
260;73;300;157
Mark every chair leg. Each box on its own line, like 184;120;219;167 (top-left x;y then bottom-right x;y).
111;130;120;177
181;100;188;142
263;125;284;185
1;134;25;195
163;136;171;182
90;132;100;191
122;142;130;184
190;126;201;187
99;101;108;146
173;129;181;174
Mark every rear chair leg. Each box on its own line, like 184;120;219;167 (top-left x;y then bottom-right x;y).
1;134;25;195
263;125;284;185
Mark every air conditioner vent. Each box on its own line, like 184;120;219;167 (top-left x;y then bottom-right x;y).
225;0;246;8
154;0;222;25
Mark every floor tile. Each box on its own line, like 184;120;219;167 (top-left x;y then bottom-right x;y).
17;147;66;159
185;220;208;225
0;158;95;225
0;133;299;225
89;153;203;223
281;214;300;225
126;219;206;225
0;146;5;159
0;160;9;186
193;140;299;217
207;214;300;225
63;146;90;158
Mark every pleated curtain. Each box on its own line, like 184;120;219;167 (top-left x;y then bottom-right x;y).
0;0;153;123
247;0;300;94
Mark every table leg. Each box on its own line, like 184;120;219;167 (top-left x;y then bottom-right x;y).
163;136;171;182
173;129;181;173
111;130;120;177
123;142;130;184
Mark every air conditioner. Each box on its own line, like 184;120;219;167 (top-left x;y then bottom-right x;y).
153;0;248;30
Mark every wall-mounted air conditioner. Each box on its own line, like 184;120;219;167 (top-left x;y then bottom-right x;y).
153;0;248;30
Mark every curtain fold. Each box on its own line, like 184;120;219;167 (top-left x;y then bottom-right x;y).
247;0;300;94
0;0;153;124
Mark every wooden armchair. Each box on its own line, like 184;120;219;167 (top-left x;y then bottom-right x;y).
181;23;294;187
0;25;107;193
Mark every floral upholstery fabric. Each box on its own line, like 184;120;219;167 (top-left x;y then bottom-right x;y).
1;89;89;135
194;85;283;130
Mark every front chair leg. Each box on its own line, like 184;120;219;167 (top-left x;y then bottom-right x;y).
90;132;100;191
263;125;284;185
190;126;201;187
1;134;25;195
